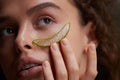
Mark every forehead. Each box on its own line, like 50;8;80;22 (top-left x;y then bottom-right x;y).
0;0;74;16
2;0;72;9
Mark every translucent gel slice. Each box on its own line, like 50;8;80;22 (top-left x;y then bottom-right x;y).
32;23;70;47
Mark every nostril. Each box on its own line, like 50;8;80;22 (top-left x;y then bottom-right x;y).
24;45;32;49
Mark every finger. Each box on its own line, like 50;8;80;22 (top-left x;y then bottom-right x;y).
43;61;54;80
60;38;79;80
50;43;68;80
85;43;98;80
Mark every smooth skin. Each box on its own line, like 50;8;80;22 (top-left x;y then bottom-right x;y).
0;0;98;80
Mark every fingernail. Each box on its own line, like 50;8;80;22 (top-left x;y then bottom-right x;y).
43;61;49;68
61;38;68;46
90;43;96;51
51;43;57;51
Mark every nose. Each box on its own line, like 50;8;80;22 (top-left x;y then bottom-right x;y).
15;22;33;52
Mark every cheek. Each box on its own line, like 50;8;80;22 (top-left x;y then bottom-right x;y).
68;36;87;64
0;43;15;79
0;38;15;68
66;23;89;64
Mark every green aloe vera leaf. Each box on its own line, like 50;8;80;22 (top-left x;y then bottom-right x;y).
32;23;70;47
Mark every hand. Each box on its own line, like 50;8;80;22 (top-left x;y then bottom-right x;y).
42;38;98;80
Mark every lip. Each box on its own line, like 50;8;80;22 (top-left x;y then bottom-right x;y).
18;65;42;78
16;57;43;79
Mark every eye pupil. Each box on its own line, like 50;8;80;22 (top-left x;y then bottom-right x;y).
44;18;51;24
7;28;14;34
7;28;14;33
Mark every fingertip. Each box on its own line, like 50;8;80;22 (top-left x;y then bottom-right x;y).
50;43;58;51
85;42;96;54
86;43;97;79
89;43;96;53
43;61;50;72
61;38;69;46
43;61;49;68
43;61;54;80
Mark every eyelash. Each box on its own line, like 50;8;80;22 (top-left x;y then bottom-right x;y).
35;15;55;29
0;25;17;37
0;15;56;37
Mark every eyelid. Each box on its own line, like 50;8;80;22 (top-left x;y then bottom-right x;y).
38;15;55;22
32;12;56;22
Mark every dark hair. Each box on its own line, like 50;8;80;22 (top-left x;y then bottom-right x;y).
73;0;120;80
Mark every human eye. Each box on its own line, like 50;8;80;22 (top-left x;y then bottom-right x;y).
36;16;55;29
0;25;18;37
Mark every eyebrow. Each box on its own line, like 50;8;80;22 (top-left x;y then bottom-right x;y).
27;2;61;16
0;16;11;23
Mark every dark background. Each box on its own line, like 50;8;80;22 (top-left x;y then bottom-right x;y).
110;0;120;27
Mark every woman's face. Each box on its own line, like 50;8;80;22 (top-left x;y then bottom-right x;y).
0;0;93;80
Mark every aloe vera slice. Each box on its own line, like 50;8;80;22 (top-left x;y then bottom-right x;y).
32;23;70;47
